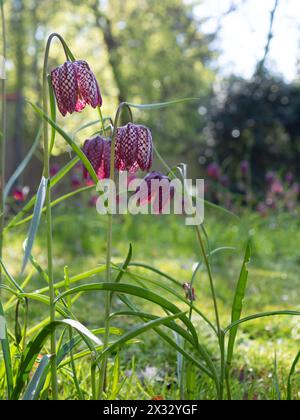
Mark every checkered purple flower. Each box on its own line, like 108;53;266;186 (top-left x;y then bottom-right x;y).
135;171;175;214
82;136;111;181
115;123;153;173
51;60;102;116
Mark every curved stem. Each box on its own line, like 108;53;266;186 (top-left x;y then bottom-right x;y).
42;32;72;400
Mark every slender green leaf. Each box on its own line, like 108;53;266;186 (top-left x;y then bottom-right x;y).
0;258;23;292
115;244;132;283
226;242;251;372
55;282;218;380
287;350;300;400
23;355;51;400
12;319;102;399
55;282;198;344
95;312;186;363
224;310;300;333
0;301;13;399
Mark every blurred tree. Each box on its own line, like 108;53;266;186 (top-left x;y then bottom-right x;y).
4;0;216;181
86;0;216;158
209;71;300;188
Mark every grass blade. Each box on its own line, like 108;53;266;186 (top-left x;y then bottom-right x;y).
226;242;251;373
22;355;51;400
224;310;300;333
0;301;14;399
287;350;300;400
12;319;102;399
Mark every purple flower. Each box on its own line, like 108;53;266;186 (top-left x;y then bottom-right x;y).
256;202;268;218
183;282;195;301
219;174;229;187
115;123;153;173
82;136;111;180
71;174;81;189
285;172;294;184
271;180;283;194
265;171;276;184
51;60;102;116
207;163;220;180
240;160;249;176
135;171;174;214
50;163;60;177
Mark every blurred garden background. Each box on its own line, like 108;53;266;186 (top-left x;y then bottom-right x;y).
1;0;300;400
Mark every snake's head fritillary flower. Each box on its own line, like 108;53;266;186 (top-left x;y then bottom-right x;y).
82;136;111;181
51;60;102;117
135;171;174;214
183;282;195;301
115;123;153;173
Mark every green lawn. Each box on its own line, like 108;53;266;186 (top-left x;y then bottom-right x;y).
2;198;300;400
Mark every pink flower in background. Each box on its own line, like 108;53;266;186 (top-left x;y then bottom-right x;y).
256;202;268;218
115;123;153;173
207;163;220;180
265;171;276;184
271;180;284;195
71;174;81;189
285;172;294;184
51;60;102;116
13;186;29;202
292;182;300;195
89;195;98;207
82;136;111;180
240;160;249;177
50;163;60;177
219;174;229;187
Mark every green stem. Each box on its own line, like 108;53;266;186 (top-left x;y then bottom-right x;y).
0;0;6;289
64;266;84;400
97;106;106;135
42;32;70;400
99;103;128;399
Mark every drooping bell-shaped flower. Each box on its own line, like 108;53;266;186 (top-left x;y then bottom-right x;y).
51;60;102;117
135;171;174;214
82;136;111;180
115;123;153;173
